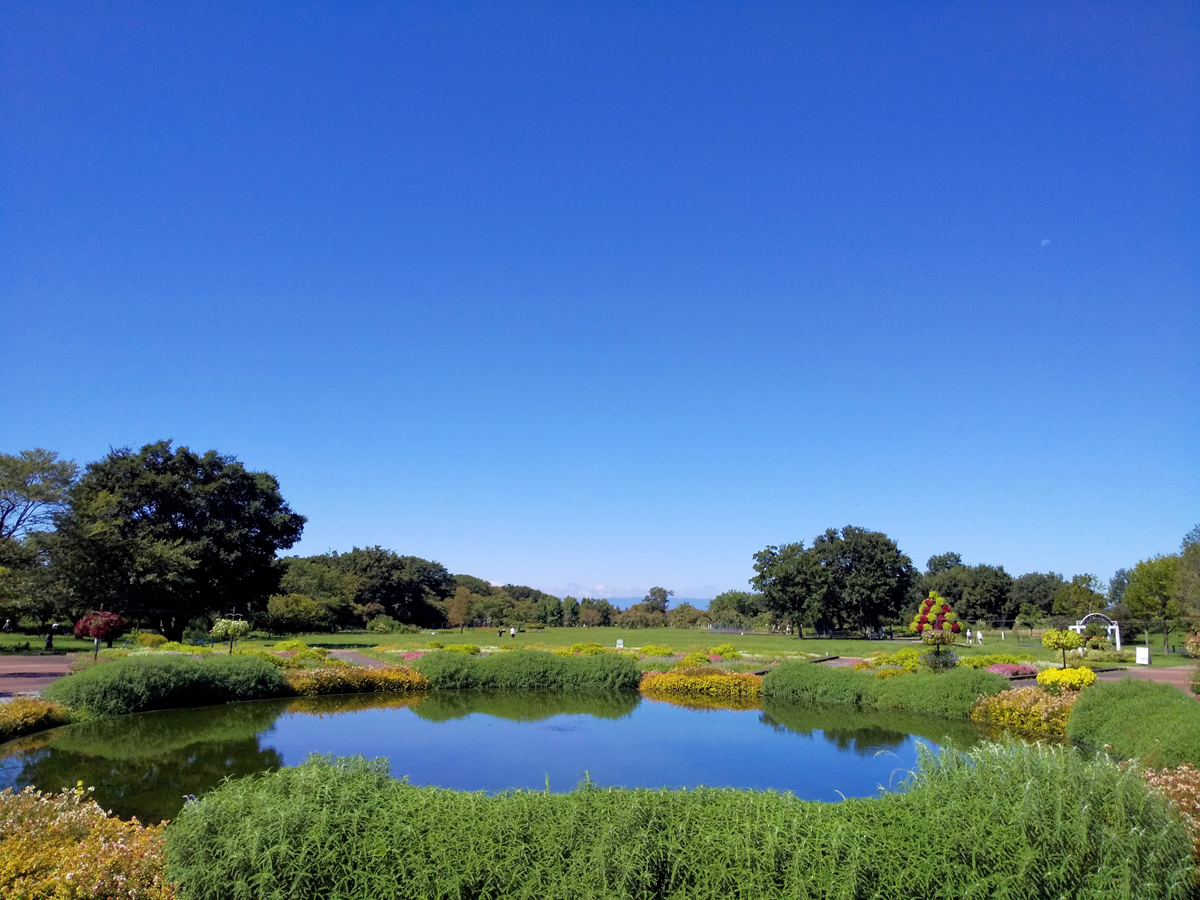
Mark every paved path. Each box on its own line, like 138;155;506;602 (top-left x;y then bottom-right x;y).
0;654;76;697
1097;665;1197;697
328;649;386;668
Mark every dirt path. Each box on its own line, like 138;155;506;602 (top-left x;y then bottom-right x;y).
0;654;76;697
328;649;386;668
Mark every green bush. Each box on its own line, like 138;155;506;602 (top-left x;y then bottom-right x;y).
1066;678;1200;767
441;643;481;656
1085;649;1136;663
166;745;1195;900
762;661;1008;719
366;615;402;634
638;643;674;658
956;653;1036;669
414;650;640;692
42;654;291;717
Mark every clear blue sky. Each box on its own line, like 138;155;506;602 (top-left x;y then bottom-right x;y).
2;2;1196;600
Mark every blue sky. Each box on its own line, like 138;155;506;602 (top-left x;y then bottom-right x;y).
2;2;1196;600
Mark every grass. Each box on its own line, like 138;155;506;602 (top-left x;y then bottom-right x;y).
761;660;1009;719
1067;678;1200;768
42;654;292;717
165;744;1197;900
413;649;641;692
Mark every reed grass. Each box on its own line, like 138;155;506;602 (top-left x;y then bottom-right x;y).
413;649;641;692
762;660;1008;719
1067;678;1200;768
165;744;1197;900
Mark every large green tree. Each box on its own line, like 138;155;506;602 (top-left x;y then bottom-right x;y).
707;590;763;627
315;547;454;627
1122;555;1182;650
53;441;305;638
0;449;78;541
1010;572;1065;617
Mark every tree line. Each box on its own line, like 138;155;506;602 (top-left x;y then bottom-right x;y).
1;442;1197;641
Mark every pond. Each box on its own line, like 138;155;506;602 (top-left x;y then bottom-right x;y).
0;692;990;823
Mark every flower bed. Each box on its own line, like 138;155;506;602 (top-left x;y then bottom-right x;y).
985;663;1039;677
639;668;762;703
0;698;73;744
0;784;173;899
969;686;1078;737
285;664;430;697
1036;666;1097;692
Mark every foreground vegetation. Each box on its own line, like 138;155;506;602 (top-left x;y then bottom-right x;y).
164;746;1195;900
1068;679;1200;768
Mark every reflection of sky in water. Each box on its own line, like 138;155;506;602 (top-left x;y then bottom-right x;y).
0;696;971;822
268;701;925;799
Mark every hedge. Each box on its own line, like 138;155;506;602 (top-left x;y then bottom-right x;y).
1066;678;1200;768
413;650;641;692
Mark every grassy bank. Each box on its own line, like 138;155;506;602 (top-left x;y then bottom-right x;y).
761;660;1008;718
1067;679;1200;767
165;746;1196;900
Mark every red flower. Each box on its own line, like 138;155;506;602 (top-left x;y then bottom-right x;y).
950;622;961;633
918;614;928;623
941;605;950;614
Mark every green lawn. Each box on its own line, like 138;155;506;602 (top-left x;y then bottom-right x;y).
0;632;94;654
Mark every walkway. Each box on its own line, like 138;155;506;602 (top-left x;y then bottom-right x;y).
0;654;75;697
1097;665;1197;697
328;649;386;668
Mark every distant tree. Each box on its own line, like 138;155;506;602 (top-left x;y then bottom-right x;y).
1010;572;1065;617
446;587;473;632
0;449;78;541
279;558;362;628
535;594;563;626
641;587;673;615
578;598;614;627
454;574;495;596
669;602;709;629
561;596;580;627
1177;543;1200;630
1051;574;1105;619
264;593;324;634
509;598;538;624
1122;556;1182;650
1107;568;1131;606
925;552;963;575
707;591;762;627
751;542;829;638
958;565;1015;625
1183;524;1200;551
1014;603;1042;640
320;547;453;627
53;441;305;640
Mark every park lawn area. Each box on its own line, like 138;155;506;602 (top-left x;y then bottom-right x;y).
237;626;1194;667
0;632;93;654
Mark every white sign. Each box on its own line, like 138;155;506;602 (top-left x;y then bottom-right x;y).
615;639;624;649
1135;646;1150;666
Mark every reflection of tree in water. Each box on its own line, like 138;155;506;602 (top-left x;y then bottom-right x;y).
11;737;281;824
760;702;985;755
412;691;641;723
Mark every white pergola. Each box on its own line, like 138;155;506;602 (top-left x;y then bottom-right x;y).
1067;612;1121;650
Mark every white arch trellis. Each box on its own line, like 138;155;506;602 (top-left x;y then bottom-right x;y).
1067;612;1121;650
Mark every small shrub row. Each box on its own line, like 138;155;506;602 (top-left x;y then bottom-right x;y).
164;745;1196;900
708;643;742;660
1067;678;1200;768
1036;666;1097;692
286;665;429;697
956;653;1037;670
638;643;674;658
43;654;292;717
762;661;1008;719
1086;649;1136;663
414;649;641;692
969;687;1078;737
0;784;173;899
985;663;1039;677
639;669;762;702
0;697;73;744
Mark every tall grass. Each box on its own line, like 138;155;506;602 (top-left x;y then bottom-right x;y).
42;654;291;717
413;649;641;692
166;744;1197;900
1067;678;1200;768
762;661;1008;718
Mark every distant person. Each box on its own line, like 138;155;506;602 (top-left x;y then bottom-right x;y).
965;627;972;643
2;619;11;634
977;630;984;646
43;622;58;652
498;627;504;638
510;626;517;639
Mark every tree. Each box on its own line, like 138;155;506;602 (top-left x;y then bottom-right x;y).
446;587;474;631
959;565;1015;625
53;441;305;639
1042;627;1084;668
561;596;580;627
925;552;963;575
73;610;127;650
263;593;324;634
1014;603;1042;640
318;547;454;627
0;449;78;541
1176;543;1200;630
535;594;563;626
1108;568;1131;606
1051;574;1105;619
210;618;250;653
279;558;361;628
1122;556;1182;650
1183;524;1200;552
641;587;673;615
668;602;709;628
751;542;829;637
1010;572;1065;617
707;591;762;627
578;598;614;627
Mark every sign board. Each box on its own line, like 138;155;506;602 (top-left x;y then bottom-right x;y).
615;639;624;649
1135;646;1151;666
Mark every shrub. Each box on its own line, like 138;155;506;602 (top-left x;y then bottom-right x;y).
1067;678;1200;767
43;654;291;716
135;633;168;648
956;653;1036;670
640;670;762;703
1042;627;1085;667
969;687;1078;737
165;745;1196;900
1186;634;1199;659
570;642;608;656
856;647;923;672
286;665;429;697
1140;764;1200;858
0;697;73;743
708;643;742;660
73;610;127;646
674;652;712;669
366;615;403;634
415;650;640;692
1085;649;1136;663
762;661;1008;719
638;643;674;658
425;640;445;649
270;639;317;654
441;643;481;656
1036;666;1097;692
1;784;173;900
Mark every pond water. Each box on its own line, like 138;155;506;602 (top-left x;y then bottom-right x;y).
0;692;989;823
